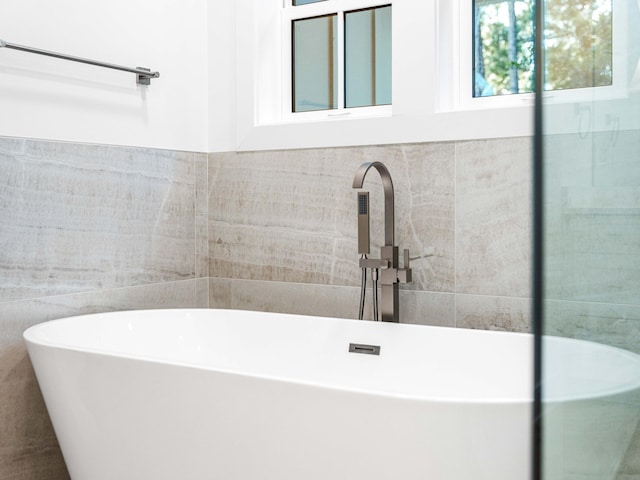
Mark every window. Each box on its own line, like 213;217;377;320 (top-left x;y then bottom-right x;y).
473;0;613;98
284;0;392;117
240;1;535;150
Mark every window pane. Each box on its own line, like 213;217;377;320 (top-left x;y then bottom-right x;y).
293;0;326;5
292;15;338;112
473;0;612;97
544;0;612;91
473;0;535;97
345;6;392;108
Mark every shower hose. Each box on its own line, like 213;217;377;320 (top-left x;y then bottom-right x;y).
358;255;379;321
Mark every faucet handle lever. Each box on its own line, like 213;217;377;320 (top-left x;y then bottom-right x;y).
398;249;412;284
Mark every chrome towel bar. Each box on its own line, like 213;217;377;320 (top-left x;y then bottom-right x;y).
0;38;160;85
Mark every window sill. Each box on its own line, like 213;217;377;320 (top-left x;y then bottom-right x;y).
268;105;393;126
235;105;534;152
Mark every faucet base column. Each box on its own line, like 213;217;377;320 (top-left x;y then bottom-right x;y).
380;283;399;322
380;246;399;322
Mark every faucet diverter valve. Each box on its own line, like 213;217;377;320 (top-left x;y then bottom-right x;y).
352;162;412;323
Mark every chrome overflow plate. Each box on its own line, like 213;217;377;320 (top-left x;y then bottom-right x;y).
348;343;381;355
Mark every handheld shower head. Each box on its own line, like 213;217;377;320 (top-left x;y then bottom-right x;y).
357;192;370;255
352;161;394;247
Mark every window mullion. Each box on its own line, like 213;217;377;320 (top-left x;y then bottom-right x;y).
337;9;345;110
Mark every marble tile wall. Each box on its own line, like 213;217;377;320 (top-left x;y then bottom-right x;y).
208;137;534;331
5;132;639;478
0;136;208;479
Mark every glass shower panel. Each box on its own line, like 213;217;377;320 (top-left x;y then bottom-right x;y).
539;1;640;479
344;6;392;108
292;14;338;112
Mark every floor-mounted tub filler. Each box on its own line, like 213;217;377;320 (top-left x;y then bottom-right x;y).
24;309;640;480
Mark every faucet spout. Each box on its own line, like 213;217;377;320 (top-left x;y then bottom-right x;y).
352;161;394;246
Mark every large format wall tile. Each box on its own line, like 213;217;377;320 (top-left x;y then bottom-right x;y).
210;276;368;319
209;277;455;326
456;293;531;333
208;143;455;293
593;129;640;188
544;131;640;305
396;143;456;293
0;137;203;303
542;133;595;301
455;137;532;298
209;149;358;285
545;299;640;354
558;206;640;305
0;134;208;480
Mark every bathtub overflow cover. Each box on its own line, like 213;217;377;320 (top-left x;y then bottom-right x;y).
348;343;381;355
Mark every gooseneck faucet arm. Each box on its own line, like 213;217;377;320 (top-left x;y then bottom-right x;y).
352;162;394;247
353;162;411;323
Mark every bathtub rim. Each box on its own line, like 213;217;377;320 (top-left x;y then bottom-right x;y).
23;308;640;405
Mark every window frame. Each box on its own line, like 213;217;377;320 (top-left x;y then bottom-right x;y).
448;0;628;112
281;0;393;123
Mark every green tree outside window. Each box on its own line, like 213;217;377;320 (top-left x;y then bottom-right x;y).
474;0;612;97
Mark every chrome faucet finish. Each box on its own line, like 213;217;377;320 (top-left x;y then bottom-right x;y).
353;162;412;322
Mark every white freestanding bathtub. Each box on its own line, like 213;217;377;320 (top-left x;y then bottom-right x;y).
23;309;640;480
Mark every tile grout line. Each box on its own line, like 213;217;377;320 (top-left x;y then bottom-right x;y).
454;140;458;328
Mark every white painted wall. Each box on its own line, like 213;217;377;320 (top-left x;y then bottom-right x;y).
208;0;236;153
0;0;209;152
